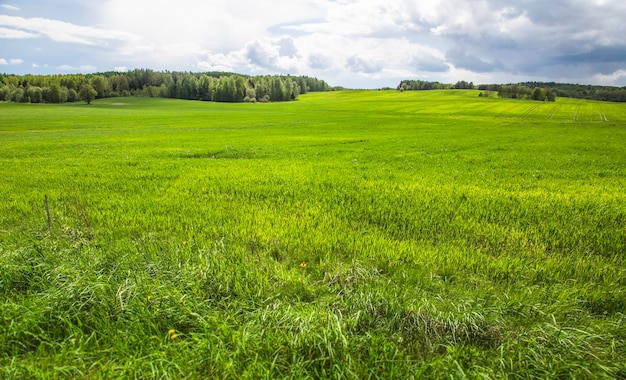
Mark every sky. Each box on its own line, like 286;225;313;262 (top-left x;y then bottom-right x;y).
1;0;626;88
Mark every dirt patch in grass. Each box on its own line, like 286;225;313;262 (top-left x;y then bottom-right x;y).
110;102;129;106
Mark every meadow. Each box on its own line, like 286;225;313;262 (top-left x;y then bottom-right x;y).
0;90;625;378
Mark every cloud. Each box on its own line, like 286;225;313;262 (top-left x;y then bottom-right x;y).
421;0;626;81
0;26;38;39
58;64;97;72
0;4;20;11
412;56;449;73
278;37;298;58
0;15;140;45
592;69;626;86
308;54;333;70
2;0;626;87
196;52;243;73
445;47;504;73
286;0;422;38
0;58;22;65
99;0;323;52
346;56;382;74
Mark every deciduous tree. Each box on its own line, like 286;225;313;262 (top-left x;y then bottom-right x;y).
79;84;97;104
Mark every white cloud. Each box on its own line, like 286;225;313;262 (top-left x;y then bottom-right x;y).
0;15;140;45
196;51;245;73
0;26;38;38
288;0;422;37
0;57;22;65
592;69;626;85
114;66;128;72
58;64;97;72
0;4;20;11
99;0;323;53
2;0;626;87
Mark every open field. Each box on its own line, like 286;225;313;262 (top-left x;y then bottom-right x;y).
1;90;625;378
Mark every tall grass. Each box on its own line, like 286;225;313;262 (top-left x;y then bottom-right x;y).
1;91;625;378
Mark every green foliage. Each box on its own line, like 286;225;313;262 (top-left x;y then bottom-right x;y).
9;87;24;103
454;80;474;89
398;79;451;91
90;75;109;98
481;81;626;102
402;80;626;103
498;84;556;102
26;86;42;103
0;91;625;378
79;84;97;104
0;70;330;105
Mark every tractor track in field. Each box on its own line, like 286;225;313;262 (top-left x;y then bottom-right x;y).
518;104;540;119
572;105;581;121
546;106;559;120
597;105;609;121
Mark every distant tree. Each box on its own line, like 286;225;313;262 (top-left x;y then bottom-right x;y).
297;77;308;94
110;74;130;95
235;76;247;102
285;77;300;100
396;79;448;91
177;74;198;100
9;88;24;103
60;76;79;92
26;86;43;103
498;84;554;102
158;84;170;98
47;84;68;103
79;84;97;104
244;87;256;102
214;76;235;102
254;77;270;101
90;75;109;98
531;87;545;101
197;75;214;101
271;77;286;101
67;88;79;102
143;86;159;98
454;80;474;89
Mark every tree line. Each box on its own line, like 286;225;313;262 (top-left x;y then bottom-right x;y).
399;79;626;102
397;80;475;91
0;70;331;104
479;82;626;102
398;80;554;101
495;84;556;102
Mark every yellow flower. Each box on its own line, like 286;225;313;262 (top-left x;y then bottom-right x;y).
300;262;307;268
168;329;176;335
170;333;179;340
147;295;152;301
183;241;187;246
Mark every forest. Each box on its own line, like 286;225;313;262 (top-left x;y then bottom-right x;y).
480;82;626;102
496;84;556;101
0;69;331;104
399;79;626;102
397;79;474;91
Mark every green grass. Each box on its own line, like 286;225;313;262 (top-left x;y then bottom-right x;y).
1;90;625;378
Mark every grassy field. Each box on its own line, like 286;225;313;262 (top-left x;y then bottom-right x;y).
1;90;625;378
